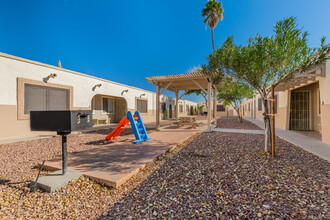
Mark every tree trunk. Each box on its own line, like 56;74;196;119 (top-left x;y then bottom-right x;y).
263;97;272;153
211;28;215;52
235;108;242;123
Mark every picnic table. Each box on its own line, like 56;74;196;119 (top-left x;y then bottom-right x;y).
174;116;199;128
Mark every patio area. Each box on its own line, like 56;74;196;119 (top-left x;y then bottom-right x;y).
42;122;208;188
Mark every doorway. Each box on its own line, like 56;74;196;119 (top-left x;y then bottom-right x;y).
169;104;173;119
290;91;311;130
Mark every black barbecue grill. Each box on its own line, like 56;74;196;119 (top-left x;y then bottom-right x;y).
30;110;93;174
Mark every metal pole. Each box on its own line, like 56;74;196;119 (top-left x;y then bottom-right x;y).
62;134;68;174
271;85;275;157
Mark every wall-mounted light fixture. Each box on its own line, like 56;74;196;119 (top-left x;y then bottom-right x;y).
140;93;146;98
43;73;57;83
92;84;102;91
121;89;128;95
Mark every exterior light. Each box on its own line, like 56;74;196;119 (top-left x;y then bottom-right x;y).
92;84;102;91
140;93;146;98
121;89;128;95
43;73;57;82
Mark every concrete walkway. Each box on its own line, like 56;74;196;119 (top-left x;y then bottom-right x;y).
43;123;208;188
244;117;330;162
212;127;264;134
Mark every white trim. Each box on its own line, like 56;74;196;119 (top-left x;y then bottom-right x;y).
101;96;115;114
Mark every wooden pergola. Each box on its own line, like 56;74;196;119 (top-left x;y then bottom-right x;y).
145;71;217;131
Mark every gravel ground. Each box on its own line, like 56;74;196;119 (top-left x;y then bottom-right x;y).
217;116;262;130
0;126;165;219
103;132;329;219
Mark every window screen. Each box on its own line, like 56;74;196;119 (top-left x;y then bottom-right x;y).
217;105;225;111
137;99;148;113
102;97;114;114
24;84;69;114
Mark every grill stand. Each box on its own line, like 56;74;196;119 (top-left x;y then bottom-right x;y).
57;131;71;175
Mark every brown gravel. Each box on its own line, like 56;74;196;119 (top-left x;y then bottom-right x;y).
102;132;329;219
0;126;162;219
217;116;262;130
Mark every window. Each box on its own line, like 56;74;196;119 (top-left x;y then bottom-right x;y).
179;104;183;113
102;97;114;114
137;99;148;113
217;105;225;112
24;84;69;114
248;103;250;111
186;105;189;112
258;98;262;111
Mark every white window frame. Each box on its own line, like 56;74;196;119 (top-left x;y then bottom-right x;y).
101;96;115;114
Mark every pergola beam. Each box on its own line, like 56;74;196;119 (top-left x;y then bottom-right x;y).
178;90;190;100
160;82;173;95
192;79;207;94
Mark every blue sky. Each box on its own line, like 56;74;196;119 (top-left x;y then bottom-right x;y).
0;0;329;102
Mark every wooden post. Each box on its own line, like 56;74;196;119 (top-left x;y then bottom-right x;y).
207;81;212;131
175;90;179;121
156;85;160;130
271;85;275;157
213;88;217;119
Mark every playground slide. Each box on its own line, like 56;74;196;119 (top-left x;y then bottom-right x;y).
105;111;151;143
105;116;130;140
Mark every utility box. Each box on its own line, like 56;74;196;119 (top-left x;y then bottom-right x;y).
30;110;93;132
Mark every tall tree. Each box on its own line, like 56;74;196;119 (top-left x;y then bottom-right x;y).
202;0;224;51
217;78;254;123
204;17;330;153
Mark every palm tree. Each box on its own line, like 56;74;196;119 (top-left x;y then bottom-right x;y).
202;0;224;51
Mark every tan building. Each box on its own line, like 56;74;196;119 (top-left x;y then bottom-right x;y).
198;100;232;117
243;60;330;145
0;52;197;141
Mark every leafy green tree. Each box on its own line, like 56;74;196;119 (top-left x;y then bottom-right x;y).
217;78;254;123
202;0;224;51
204;17;330;153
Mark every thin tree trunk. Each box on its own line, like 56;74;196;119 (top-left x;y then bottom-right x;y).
235;108;242;123
211;28;215;52
263;96;272;153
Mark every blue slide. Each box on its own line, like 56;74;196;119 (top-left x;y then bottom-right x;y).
126;111;152;143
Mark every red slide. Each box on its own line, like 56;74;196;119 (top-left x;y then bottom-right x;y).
105;116;130;140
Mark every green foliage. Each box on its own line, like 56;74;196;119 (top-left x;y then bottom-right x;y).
202;0;224;29
205;17;330;97
203;16;330;152
217;78;254;112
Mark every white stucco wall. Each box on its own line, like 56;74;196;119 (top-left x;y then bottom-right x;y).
0;52;198;111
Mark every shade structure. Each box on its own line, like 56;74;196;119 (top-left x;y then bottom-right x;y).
146;71;216;131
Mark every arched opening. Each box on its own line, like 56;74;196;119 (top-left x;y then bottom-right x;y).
91;94;127;126
169;104;173;119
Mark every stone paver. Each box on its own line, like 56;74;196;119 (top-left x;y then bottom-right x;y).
43;124;207;188
244;117;330;162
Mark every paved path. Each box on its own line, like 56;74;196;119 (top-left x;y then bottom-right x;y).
44;123;207;188
244;117;330;162
212;127;264;134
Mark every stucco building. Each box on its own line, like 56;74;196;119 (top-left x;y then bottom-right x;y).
0;52;197;141
243;60;330;145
